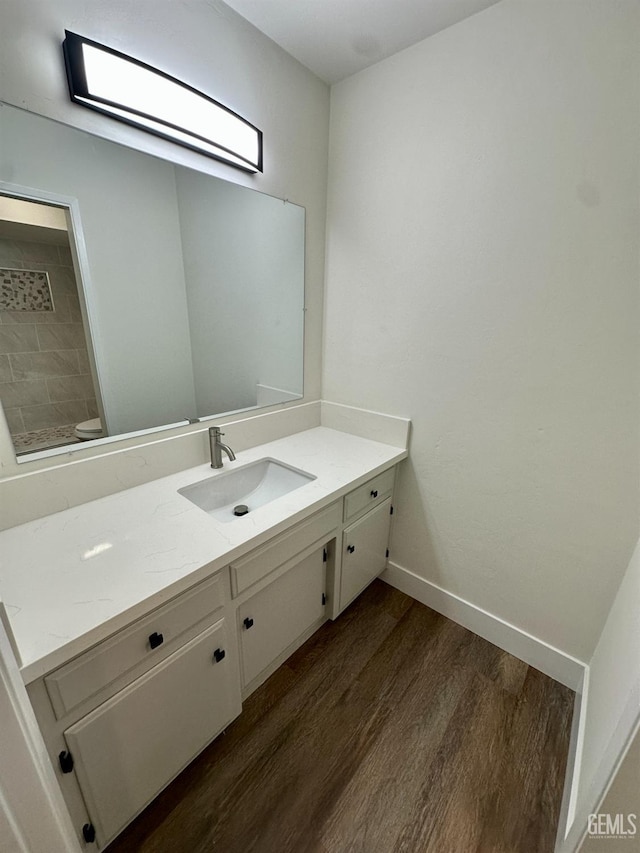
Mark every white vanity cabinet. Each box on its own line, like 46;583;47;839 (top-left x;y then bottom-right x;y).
24;462;400;849
43;571;229;720
27;572;241;851
64;618;238;847
340;499;392;611
230;467;397;691
238;546;326;689
230;502;341;694
339;467;396;613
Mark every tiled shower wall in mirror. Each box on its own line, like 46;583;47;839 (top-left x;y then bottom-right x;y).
0;237;98;453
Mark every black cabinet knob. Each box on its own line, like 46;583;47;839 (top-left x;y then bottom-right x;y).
243;617;254;630
213;648;226;663
59;750;74;774
83;823;96;843
370;489;378;498
149;631;164;649
347;544;356;554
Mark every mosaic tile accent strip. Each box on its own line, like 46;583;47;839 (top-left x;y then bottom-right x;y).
13;423;80;453
0;268;54;311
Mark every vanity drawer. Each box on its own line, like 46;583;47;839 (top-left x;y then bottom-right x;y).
230;502;341;597
45;572;226;720
343;467;395;523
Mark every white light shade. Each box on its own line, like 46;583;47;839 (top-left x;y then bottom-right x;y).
63;31;262;173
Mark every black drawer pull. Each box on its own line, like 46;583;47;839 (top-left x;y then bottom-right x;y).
83;823;96;843
347;544;356;554
243;617;254;630
370;489;378;498
213;648;226;663
149;631;164;650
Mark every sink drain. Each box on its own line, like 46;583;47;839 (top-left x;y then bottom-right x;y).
233;504;249;516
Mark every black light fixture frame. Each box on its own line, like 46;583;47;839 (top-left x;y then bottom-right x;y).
62;30;263;173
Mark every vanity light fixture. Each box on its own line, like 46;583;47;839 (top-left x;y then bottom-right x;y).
62;31;263;173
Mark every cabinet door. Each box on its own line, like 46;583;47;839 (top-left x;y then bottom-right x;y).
238;547;326;688
64;618;240;848
340;498;392;612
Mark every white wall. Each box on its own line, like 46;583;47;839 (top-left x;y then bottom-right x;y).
562;541;640;850
323;0;640;661
0;0;328;511
175;167;304;416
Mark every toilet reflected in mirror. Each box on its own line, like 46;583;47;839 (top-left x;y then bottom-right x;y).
74;418;104;441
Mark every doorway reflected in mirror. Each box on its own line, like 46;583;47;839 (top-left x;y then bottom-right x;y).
0;196;101;454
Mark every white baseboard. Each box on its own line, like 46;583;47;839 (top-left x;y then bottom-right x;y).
381;562;586;690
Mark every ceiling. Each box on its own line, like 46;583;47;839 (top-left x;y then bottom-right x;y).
0;221;69;246
222;0;500;85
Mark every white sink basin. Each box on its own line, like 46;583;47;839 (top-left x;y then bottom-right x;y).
178;457;316;522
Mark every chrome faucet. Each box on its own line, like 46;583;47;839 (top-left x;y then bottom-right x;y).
209;426;236;469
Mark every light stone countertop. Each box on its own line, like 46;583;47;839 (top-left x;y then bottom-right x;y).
0;427;407;683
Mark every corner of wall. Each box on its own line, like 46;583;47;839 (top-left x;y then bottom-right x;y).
556;540;640;850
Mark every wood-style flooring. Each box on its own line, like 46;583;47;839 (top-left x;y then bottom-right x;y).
106;580;574;853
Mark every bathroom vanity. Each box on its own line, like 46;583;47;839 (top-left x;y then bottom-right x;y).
0;425;407;850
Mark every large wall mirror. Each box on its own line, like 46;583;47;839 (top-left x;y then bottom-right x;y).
0;103;304;460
